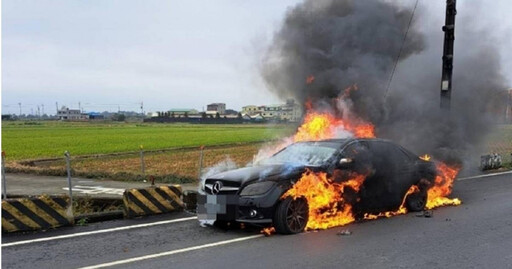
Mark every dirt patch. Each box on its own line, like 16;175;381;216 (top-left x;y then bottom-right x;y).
6;143;264;184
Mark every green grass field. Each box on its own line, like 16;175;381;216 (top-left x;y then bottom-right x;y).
1;121;295;161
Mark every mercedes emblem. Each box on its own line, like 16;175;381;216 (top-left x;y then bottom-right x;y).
211;181;223;195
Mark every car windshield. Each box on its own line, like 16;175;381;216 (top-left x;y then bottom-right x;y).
260;142;338;166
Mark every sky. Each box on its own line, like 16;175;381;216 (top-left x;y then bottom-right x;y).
2;0;511;115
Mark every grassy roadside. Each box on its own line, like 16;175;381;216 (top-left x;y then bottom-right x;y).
6;143;265;183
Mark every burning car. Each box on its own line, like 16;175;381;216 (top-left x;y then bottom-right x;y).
197;138;438;234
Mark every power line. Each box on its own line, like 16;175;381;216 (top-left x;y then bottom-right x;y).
383;0;419;101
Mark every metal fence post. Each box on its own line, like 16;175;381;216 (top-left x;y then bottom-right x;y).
64;151;73;210
140;145;145;178
2;151;6;199
198;145;205;179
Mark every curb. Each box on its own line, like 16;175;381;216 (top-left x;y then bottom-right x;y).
75;210;124;223
1;195;73;233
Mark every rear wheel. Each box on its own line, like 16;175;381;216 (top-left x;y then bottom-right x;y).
274;197;309;234
406;189;427;212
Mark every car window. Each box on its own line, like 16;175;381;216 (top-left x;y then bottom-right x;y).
341;141;373;174
261;142;338;166
371;141;411;165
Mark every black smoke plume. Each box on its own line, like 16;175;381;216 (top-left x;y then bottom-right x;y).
261;0;507;167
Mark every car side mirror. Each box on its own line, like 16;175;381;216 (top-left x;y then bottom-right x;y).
338;158;353;168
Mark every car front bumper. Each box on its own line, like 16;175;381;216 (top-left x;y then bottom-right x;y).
197;186;284;224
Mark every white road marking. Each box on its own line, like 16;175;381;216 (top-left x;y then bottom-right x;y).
62;185;125;195
78;234;264;269
2;216;197;248
457;170;512;181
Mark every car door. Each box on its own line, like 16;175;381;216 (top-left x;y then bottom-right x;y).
332;140;373;183
365;141;416;210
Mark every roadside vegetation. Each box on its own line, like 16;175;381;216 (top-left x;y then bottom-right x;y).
2;121;294;183
2;121;510;183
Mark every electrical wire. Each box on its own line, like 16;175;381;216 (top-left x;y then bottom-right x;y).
383;0;420;100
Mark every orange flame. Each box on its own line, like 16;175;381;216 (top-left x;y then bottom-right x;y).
281;170;366;230
420;154;431;161
426;162;461;209
294;112;375;142
261;227;276;236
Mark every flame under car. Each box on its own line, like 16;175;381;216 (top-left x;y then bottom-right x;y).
197;138;437;234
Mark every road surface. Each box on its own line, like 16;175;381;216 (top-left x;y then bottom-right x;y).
3;173;197;198
2;172;511;269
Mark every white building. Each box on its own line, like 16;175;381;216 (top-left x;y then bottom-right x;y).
57;106;88;120
245;100;302;122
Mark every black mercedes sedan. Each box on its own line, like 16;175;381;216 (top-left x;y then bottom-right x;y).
197;138;436;234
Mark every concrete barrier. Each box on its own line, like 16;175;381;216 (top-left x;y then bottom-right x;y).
123;185;184;218
2;195;73;233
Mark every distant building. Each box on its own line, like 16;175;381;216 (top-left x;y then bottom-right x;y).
242;105;265;116
245;99;302;122
88;112;104;120
206;103;226;114
57;106;88;120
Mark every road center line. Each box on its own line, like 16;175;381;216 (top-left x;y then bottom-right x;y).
457;170;512;181
2;216;197;248
78;234;264;269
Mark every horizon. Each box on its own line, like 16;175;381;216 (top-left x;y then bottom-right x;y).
2;1;512;116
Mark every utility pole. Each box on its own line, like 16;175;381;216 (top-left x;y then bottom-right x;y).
440;0;457;109
41;104;45;116
37;106;40;118
56;102;59;115
18;103;21;116
78;102;81;112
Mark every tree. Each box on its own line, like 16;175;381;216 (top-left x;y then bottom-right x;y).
215;112;220;119
113;113;125;121
184;112;189;118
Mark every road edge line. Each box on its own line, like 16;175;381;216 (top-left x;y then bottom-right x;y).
78;234;264;269
457;170;512;181
2;216;197;248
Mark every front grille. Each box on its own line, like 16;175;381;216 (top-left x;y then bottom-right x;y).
204;179;240;195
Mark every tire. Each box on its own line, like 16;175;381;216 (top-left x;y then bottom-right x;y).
274;197;309;234
405;190;427;212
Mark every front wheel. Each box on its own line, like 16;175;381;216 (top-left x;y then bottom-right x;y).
405;189;427;212
273;197;309;234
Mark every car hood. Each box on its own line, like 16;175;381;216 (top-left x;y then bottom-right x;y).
206;164;309;185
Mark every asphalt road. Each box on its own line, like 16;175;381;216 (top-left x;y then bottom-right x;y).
2;172;511;269
3;173;197;198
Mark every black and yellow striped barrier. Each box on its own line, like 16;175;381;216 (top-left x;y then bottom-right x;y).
123;185;184;218
2;195;73;233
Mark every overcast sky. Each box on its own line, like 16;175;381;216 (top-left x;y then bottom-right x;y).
2;0;511;115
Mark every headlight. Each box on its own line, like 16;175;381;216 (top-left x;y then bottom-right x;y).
199;178;206;192
240;181;275;196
